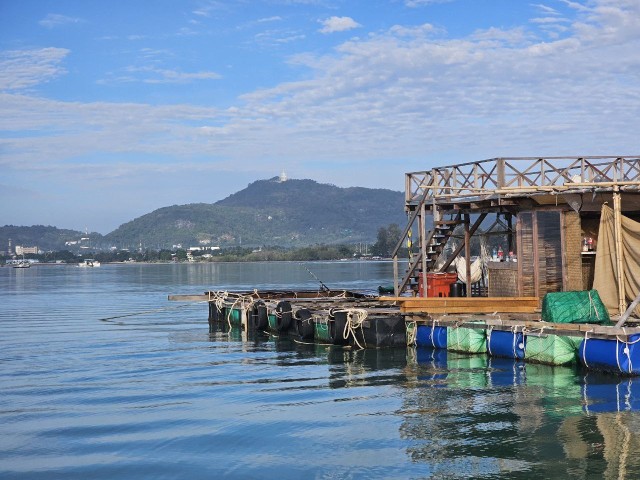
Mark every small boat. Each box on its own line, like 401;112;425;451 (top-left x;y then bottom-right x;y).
13;261;30;269
79;259;101;267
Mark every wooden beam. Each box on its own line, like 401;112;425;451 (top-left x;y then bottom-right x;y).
379;296;539;313
168;294;209;301
405;315;638;339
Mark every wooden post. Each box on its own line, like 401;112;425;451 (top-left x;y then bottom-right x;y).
464;214;471;297
497;158;505;188
420;202;428;297
613;189;626;314
393;253;399;297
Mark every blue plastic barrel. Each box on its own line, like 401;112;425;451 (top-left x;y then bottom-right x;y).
487;330;525;359
416;325;447;349
579;334;640;375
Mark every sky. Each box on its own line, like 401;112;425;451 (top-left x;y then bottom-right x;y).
1;0;639;233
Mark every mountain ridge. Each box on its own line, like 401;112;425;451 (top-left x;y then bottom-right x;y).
1;178;405;252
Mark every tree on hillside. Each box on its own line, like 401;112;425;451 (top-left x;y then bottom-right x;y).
372;223;402;257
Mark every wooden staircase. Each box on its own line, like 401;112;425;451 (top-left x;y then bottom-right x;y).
406;214;462;293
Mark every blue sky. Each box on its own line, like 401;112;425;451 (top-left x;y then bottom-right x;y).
1;0;639;233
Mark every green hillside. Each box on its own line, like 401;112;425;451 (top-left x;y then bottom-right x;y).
105;178;405;249
2;178;406;252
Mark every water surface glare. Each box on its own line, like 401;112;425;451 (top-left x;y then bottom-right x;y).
1;262;640;479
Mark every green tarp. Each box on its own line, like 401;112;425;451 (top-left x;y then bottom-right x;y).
541;290;610;324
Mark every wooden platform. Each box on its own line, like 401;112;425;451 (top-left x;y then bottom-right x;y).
378;296;539;314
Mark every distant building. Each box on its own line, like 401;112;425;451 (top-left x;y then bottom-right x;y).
15;245;39;255
279;170;288;182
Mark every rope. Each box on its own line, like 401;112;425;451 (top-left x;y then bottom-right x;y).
406;321;417;347
333;308;369;350
431;319;438;348
615;329;640;374
582;329;593;369
98;301;207;322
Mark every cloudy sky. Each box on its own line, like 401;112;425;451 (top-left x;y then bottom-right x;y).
1;0;639;233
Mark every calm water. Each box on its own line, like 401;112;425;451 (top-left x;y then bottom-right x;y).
2;262;640;479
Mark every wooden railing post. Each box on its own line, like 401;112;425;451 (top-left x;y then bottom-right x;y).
497;158;505;189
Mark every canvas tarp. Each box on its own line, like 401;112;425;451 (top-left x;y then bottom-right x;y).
592;204;640;317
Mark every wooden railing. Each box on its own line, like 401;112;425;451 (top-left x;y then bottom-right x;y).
406;156;640;204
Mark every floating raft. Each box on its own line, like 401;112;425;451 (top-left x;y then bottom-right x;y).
169;289;640;375
184;289;407;349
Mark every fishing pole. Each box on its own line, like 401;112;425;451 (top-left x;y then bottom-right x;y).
300;263;330;292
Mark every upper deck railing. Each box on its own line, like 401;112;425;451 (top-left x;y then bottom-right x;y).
406;156;640;205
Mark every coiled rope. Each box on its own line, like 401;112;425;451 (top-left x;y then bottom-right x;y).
334;308;369;350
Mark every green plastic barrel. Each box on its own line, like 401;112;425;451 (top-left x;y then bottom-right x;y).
314;320;332;343
447;326;487;354
268;313;278;332
525;334;581;365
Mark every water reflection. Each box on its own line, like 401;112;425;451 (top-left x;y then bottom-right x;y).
183;322;640;479
403;347;640;478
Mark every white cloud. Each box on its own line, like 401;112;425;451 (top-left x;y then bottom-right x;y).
319;16;361;34
102;66;221;85
531;3;560;15
258;16;283;23
0;48;69;91
2;0;640;206
405;0;455;7
39;13;83;29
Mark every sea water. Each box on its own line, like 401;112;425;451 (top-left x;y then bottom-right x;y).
1;262;639;479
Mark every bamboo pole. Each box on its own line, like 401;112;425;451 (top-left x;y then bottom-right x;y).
613;189;626;314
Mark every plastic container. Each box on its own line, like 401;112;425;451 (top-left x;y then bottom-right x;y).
578;334;640;375
418;272;458;297
416;325;448;349
314;319;332;343
449;282;466;297
525;334;581;365
487;329;525;359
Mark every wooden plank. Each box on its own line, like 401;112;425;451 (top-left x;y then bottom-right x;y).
406;314;640;337
400;305;538;314
380;296;539;312
380;296;538;303
168;294;210;301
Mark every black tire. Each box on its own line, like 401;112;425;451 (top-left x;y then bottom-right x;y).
276;301;292;332
295;309;314;340
250;302;268;330
330;310;350;345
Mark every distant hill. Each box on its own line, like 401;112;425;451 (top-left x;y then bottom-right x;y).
1;178;406;252
0;225;103;253
104;178;405;249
